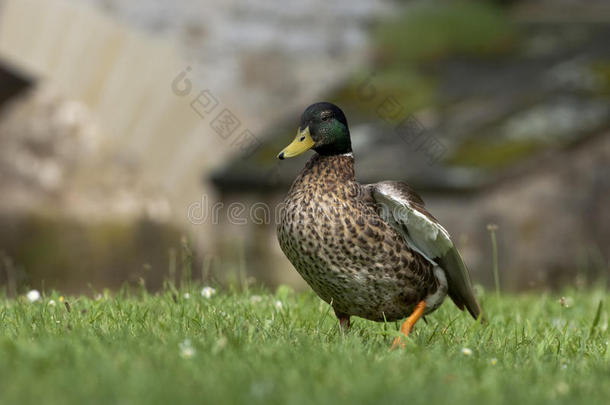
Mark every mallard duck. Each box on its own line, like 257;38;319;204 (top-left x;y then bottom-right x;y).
277;102;484;349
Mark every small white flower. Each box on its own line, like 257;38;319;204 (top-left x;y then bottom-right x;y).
490;358;498;365
461;347;473;356
179;339;195;359
48;300;56;307
212;336;227;354
274;300;283;311
250;295;262;304
201;286;216;298
183;293;191;299
181;347;195;358
26;290;41;302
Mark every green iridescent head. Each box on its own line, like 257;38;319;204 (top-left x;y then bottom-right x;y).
278;102;352;159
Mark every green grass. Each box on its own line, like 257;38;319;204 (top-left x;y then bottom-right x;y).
0;285;608;405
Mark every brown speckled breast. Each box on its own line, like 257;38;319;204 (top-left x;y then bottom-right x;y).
277;154;437;322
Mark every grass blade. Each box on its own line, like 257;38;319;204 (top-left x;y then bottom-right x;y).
589;299;603;337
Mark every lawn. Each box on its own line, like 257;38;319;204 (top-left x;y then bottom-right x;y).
0;285;608;405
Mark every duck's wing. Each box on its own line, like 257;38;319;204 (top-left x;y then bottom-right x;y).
364;181;484;321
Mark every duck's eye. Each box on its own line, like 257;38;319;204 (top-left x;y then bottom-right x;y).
299;136;306;141
321;113;331;121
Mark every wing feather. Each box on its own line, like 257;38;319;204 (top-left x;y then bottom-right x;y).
368;181;484;320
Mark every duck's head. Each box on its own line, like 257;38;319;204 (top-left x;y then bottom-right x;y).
277;102;352;159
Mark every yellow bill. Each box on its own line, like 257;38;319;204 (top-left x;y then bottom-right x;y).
277;126;315;159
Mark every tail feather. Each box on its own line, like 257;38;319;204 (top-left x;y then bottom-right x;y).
438;249;486;323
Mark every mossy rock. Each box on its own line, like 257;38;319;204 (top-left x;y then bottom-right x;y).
447;137;542;169
374;1;516;66
332;69;438;120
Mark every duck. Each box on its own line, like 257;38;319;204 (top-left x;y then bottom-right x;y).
276;102;484;349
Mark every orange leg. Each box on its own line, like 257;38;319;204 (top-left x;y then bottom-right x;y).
390;301;426;350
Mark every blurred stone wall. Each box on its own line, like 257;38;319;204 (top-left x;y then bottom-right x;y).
428;131;610;290
0;0;392;292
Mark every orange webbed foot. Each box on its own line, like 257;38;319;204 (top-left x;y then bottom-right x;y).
390;301;426;351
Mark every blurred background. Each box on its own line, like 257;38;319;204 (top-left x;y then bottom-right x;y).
0;0;608;295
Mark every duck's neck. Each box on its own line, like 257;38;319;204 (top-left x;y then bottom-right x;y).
299;153;356;184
